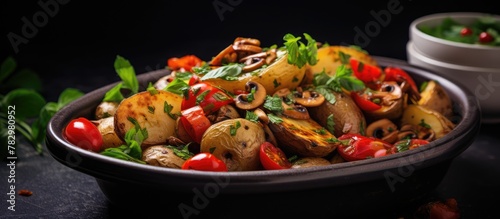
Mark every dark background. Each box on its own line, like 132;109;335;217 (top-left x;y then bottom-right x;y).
1;0;499;100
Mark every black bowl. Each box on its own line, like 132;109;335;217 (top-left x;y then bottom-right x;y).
46;56;481;218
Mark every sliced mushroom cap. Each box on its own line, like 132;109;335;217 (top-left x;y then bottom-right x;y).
366;118;399;143
398;124;435;141
234;81;267;110
293;90;325;107
365;81;404;121
273;87;310;120
95;101;120;119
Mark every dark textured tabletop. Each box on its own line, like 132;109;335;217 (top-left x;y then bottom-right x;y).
1;1;499;218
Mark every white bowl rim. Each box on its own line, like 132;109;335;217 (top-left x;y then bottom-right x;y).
408;41;500;73
410;12;500;51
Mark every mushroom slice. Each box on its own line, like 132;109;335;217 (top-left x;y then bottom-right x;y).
293;89;325;107
364;81;404;121
234;81;267;110
95;101;119;119
273;87;310;120
281;101;310;120
365;118;399;143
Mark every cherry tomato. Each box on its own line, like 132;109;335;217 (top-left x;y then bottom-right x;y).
167;55;203;72
181;82;234;114
460;27;472;36
337;133;394;161
350;91;382;111
182;152;228;172
479;31;494;43
393;139;430;153
259;141;292;170
64;117;103;152
180;105;212;144
349;58;382;85
383;66;419;96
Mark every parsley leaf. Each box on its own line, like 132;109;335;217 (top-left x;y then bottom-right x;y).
283;33;318;68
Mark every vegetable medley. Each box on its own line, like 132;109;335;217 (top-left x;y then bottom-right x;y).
63;33;457;171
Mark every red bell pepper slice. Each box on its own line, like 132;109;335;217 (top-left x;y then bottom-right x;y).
180;105;212;144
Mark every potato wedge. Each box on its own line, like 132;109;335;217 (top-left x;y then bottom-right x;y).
203;51;306;95
269;116;339;157
304;45;378;84
114;90;182;147
418;80;453;119
401;105;456;139
308;90;366;137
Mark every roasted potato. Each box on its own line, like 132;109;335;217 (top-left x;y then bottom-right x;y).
114;90;183;147
200;118;266;171
142;145;189;168
303;45;378;84
418;80;454;119
94;117;123;149
203;51;306;95
291;157;331;169
269;116;340;157
308;90;366;137
401;105;456;139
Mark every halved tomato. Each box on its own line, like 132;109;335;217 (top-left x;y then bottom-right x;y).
259;141;292;170
182;152;228;172
337;133;394;161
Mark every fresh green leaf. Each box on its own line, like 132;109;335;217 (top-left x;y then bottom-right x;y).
200;64;243;81
103;83;125;102
1;68;42;93
114;55;139;94
164;78;189;95
58;88;84;107
0;56;16;83
2;88;46;120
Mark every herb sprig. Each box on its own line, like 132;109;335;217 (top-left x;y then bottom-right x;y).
1;57;83;156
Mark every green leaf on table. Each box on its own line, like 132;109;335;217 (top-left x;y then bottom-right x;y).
0;56;16;83
2;88;46;120
1;68;43;93
58;88;84;107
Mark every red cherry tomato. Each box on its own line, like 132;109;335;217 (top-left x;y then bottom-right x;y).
337;133;394;161
349;58;382;85
182;152;228;172
167;55;203;72
181;82;234;115
460;27;472;36
180;105;212;144
259;142;292;170
350;91;382;111
479;31;494;43
64;117;103;152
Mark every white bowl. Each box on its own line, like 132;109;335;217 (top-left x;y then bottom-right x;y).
410;12;500;69
407;41;500;123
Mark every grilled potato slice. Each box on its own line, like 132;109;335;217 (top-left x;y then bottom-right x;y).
418;80;453;119
303;45;378;84
401;105;456;139
114;90;182;147
269;116;340;157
